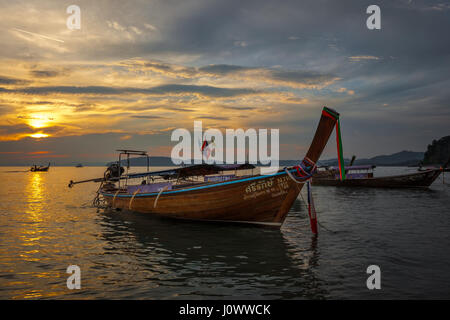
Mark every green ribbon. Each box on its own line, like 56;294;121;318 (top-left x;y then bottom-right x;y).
336;118;346;181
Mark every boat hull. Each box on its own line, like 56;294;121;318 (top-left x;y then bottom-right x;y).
312;169;442;188
102;172;301;226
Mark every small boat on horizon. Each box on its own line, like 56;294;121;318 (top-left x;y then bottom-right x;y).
30;163;50;172
75;163;83;168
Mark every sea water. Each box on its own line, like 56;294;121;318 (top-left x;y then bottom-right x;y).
0;166;449;299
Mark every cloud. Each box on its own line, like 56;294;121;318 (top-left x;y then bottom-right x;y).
119;59;338;89
221;105;256;111
144;23;158;31
130;115;167;119
348;56;380;62
233;40;248;47
0;75;28;85
0;123;33;135
30;70;61;78
0;83;261;98
193;115;230;121
107;21;126;32
198;64;338;88
164;106;195;112
199;64;251;75
11;28;64;43
268;70;339;88
336;87;355;95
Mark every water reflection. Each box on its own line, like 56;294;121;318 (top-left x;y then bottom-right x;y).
26;172;45;220
21;173;48;253
97;209;328;299
9;172;49;299
2;167;448;299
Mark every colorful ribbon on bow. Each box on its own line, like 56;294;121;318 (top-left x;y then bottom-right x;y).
290;157;317;182
322;107;346;181
306;180;318;234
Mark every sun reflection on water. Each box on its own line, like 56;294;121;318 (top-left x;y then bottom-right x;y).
20;173;46;264
25;172;45;229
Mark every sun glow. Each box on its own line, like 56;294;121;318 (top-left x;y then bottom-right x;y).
28;114;53;129
29;133;49;139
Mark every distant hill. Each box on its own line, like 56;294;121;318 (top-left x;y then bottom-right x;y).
108;151;424;168
423;136;450;166
357;150;424;166
318;150;424;167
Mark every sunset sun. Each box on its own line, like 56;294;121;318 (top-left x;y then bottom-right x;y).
28;114;53;129
29;133;50;139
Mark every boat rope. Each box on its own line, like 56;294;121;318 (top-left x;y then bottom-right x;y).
112;190;120;208
154;185;169;208
92;180;105;208
306;181;318;234
441;166;445;184
299;190;336;234
129;188;141;210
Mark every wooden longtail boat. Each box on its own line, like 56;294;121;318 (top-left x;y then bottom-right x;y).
30;163;50;172
69;107;340;227
313;165;442;188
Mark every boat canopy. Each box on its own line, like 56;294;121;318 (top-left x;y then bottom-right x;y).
124;163;256;180
330;165;376;171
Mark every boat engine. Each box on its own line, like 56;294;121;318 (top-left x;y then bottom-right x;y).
104;163;124;181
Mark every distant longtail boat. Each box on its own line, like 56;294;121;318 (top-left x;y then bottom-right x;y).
30;163;50;172
313;165;442;188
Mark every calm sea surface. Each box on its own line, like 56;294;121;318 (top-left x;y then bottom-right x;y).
0;166;449;299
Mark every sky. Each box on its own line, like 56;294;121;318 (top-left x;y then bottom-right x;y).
0;0;449;165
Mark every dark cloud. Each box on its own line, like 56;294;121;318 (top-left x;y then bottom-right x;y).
199;64;252;75
130;115;167;119
0;84;260;97
0;123;64;136
0;123;33;135
30;70;61;78
0;104;13;115
197;64;337;87
268;70;337;86
164;106;195;112
0;75;28;85
194;115;230;121
221;106;256;111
